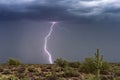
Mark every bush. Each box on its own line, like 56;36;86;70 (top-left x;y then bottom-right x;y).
80;57;110;74
7;58;21;66
46;72;58;80
101;62;110;74
54;58;68;68
27;66;36;72
82;74;96;80
80;49;110;77
52;65;62;72
69;62;80;68
80;57;96;73
63;68;79;77
8;76;18;80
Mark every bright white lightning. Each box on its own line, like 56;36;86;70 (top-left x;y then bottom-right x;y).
44;22;57;64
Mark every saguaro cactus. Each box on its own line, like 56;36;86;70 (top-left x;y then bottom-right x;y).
94;49;103;80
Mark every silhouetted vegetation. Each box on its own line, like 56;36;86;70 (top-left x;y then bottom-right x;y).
54;58;69;68
7;58;21;66
69;61;80;68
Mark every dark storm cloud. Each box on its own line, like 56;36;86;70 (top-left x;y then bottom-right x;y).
0;0;120;22
103;8;120;14
0;4;75;21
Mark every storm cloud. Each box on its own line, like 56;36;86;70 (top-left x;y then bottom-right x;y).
0;0;120;22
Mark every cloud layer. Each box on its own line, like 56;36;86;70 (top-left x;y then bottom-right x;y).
0;0;120;21
70;0;120;16
0;0;34;4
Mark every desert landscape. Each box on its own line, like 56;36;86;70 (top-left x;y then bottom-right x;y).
0;49;120;80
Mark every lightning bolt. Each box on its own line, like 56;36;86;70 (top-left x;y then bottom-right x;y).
44;22;57;64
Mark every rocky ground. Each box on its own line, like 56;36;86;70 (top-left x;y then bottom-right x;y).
0;63;120;80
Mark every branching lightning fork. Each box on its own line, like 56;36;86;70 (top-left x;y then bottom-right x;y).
44;22;57;64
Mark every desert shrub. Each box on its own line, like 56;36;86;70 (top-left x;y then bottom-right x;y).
7;58;21;66
27;66;36;72
80;58;110;73
63;68;79;77
69;61;80;68
46;72;58;80
80;57;96;73
8;76;18;80
34;71;41;76
111;64;120;77
82;74;96;80
52;65;61;72
46;72;52;78
54;58;68;68
63;70;79;77
101;62;110;74
80;49;110;75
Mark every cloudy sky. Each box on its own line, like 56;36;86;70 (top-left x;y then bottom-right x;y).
0;0;120;63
